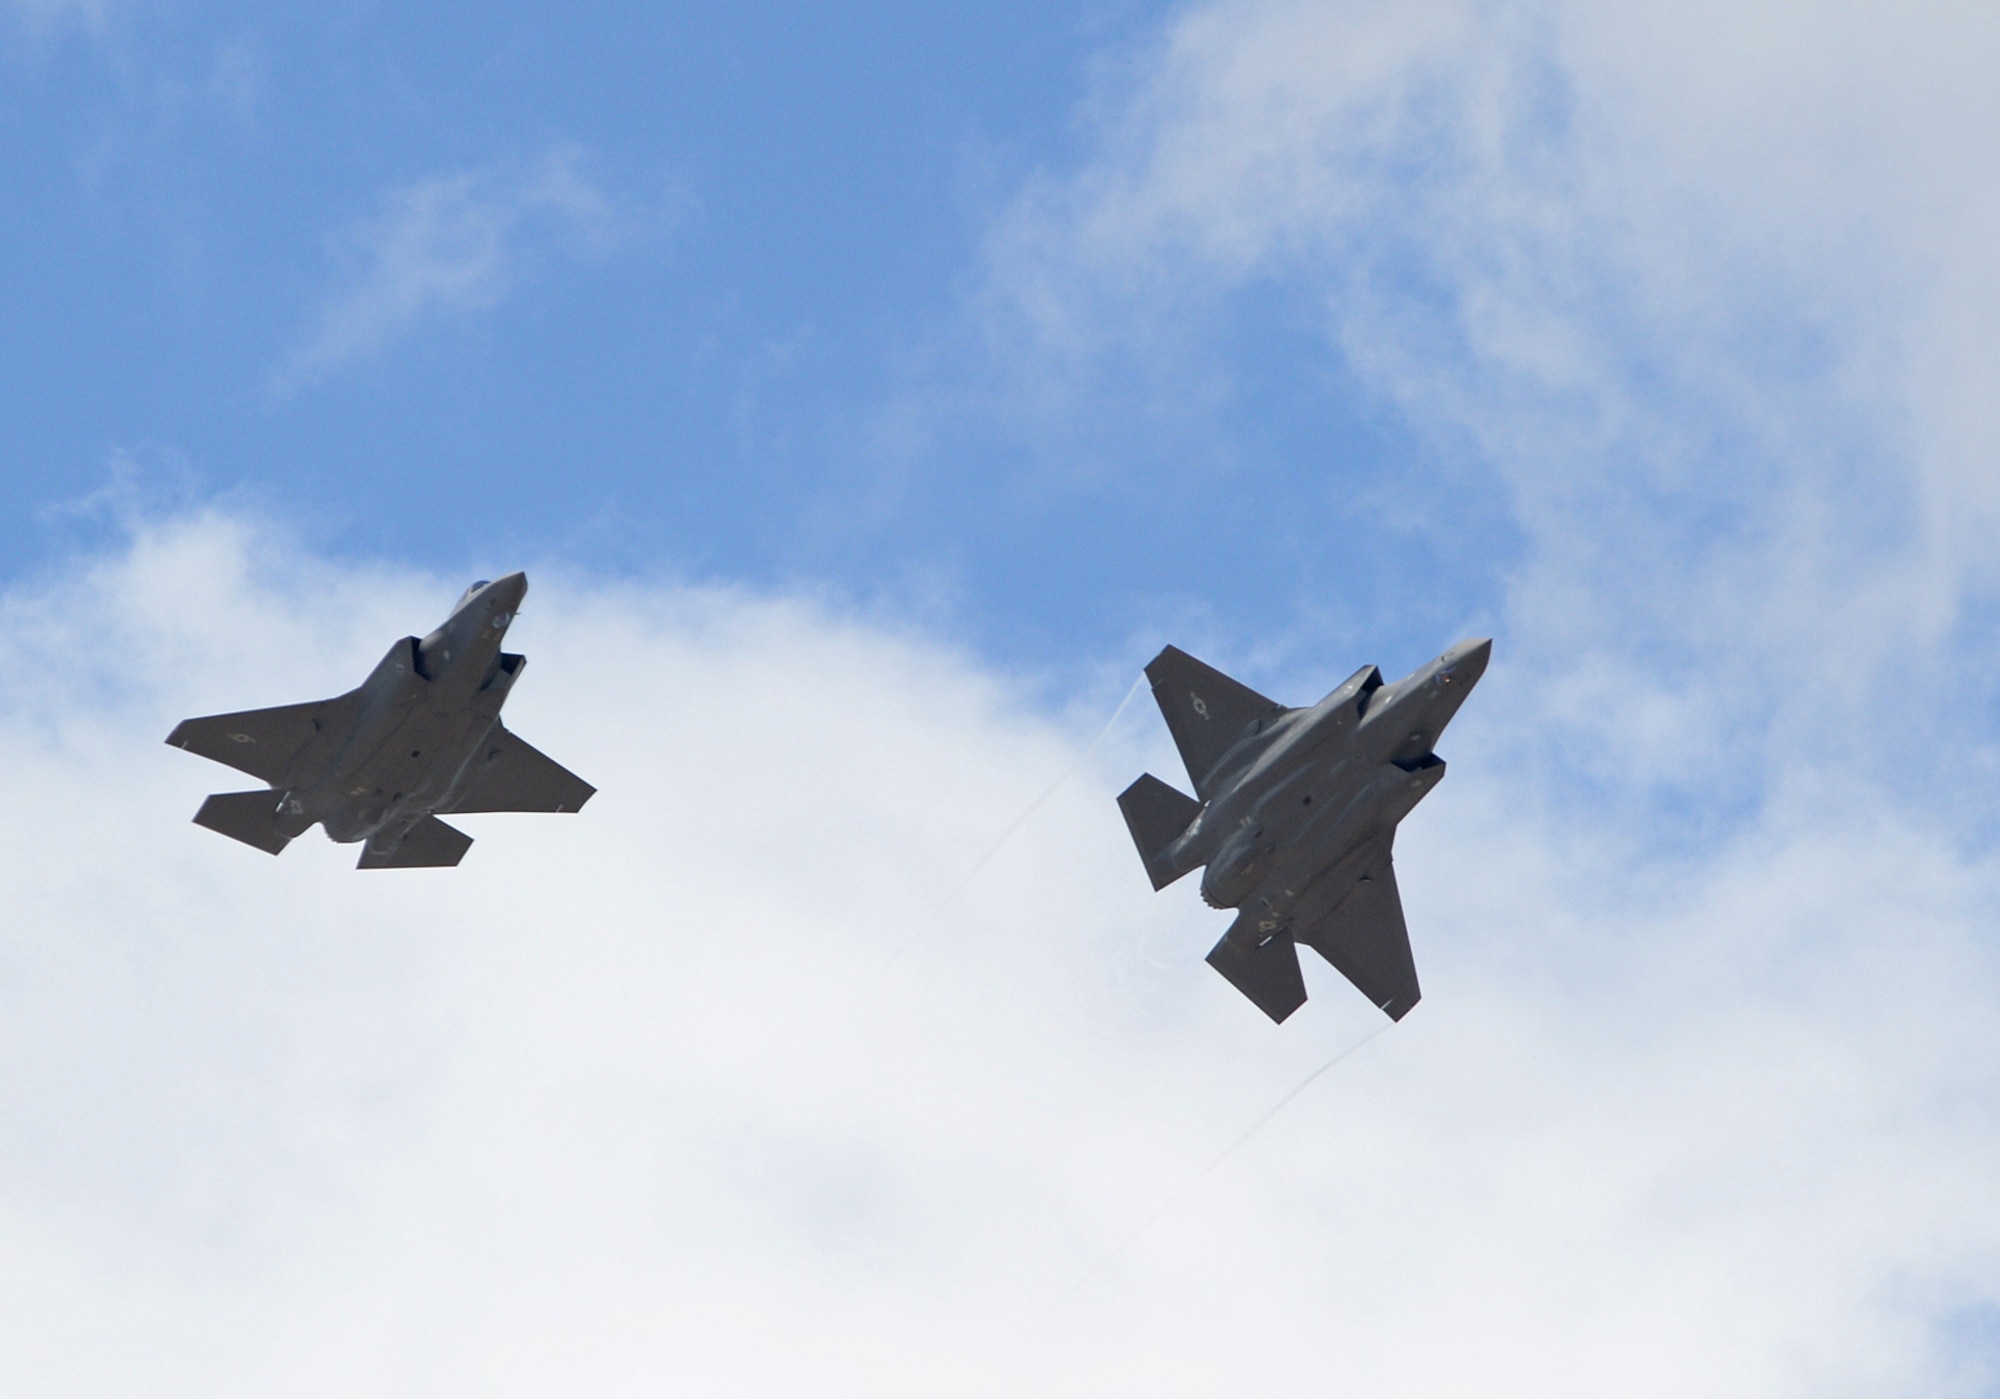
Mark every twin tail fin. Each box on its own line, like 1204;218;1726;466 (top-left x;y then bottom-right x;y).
358;816;473;869
190;796;474;868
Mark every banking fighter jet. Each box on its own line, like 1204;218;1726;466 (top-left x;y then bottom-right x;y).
168;573;593;867
1117;639;1489;1022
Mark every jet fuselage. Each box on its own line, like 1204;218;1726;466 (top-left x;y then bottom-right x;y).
1117;637;1489;1021
1181;639;1489;927
279;574;530;847
169;571;590;868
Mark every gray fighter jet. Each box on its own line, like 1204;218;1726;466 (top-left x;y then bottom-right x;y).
1117;639;1490;1023
168;573;593;868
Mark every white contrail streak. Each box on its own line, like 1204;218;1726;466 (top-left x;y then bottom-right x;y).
876;669;1149;972
1041;1019;1393;1318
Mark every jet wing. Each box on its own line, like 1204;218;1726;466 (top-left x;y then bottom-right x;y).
1294;837;1421;1020
440;724;595;814
166;697;352;786
1143;645;1288;799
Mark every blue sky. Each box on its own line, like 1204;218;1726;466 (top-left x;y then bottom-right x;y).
7;1;2000;1393
2;0;1493;677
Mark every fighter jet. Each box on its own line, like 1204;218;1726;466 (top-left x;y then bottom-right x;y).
1117;639;1490;1023
167;573;594;868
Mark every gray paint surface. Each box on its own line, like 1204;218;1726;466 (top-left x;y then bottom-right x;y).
167;573;594;868
1118;639;1490;1023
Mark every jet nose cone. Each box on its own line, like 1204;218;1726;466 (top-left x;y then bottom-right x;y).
1444;637;1492;684
489;571;529;609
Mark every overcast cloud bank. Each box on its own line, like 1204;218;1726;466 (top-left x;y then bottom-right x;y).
0;512;1995;1395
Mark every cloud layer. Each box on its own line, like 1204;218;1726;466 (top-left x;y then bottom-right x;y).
0;514;1995;1395
6;1;2000;1392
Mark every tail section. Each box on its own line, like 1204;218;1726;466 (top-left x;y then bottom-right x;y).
192;790;291;855
358;815;473;869
1206;911;1309;1023
1116;773;1202;890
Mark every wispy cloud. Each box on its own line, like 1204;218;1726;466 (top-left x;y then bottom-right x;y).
979;0;2000;815
1;0;105;24
275;146;633;394
932;4;2000;1382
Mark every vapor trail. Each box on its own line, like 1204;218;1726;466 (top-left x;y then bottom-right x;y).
1042;1019;1393;1317
876;670;1149;972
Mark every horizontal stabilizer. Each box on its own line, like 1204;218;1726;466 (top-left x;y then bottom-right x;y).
192;790;290;855
1206;912;1309;1024
1144;646;1287;799
1296;844;1421;1020
440;724;595;814
358;816;472;869
1116;772;1202;890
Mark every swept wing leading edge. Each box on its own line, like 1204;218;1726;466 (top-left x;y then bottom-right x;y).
1294;835;1421;1020
167;696;356;786
1144;645;1287;800
439;723;596;814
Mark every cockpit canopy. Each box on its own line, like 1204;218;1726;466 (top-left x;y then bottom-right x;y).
452;580;493;614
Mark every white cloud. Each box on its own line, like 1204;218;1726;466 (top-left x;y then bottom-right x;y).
277;147;631;392
1;514;1997;1394
981;0;2000;809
